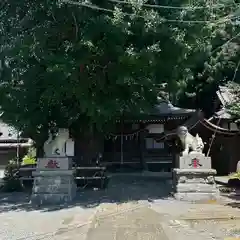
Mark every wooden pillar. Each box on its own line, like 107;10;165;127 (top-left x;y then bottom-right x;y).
171;137;181;169
174;153;180;169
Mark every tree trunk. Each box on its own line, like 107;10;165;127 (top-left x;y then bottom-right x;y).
74;130;104;165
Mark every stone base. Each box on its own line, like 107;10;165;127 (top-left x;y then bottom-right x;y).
172;168;220;202
31;170;76;205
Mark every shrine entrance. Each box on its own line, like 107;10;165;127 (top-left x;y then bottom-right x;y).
103;128;143;168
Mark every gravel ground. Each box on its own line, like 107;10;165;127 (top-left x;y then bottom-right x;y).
0;176;239;240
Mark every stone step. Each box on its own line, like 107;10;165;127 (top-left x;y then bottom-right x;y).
34;177;74;186
32;184;75;194
175;183;219;193
173;168;217;175
31;192;76;205
175;176;217;184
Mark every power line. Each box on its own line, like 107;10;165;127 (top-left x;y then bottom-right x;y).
214;15;240;27
60;0;237;24
61;0;113;13
108;0;236;10
232;60;240;82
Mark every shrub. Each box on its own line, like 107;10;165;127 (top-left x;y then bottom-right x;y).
1;159;22;192
20;155;36;190
228;172;240;188
229;171;240;180
21;155;36;166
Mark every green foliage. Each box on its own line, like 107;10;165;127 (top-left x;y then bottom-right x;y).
229;171;240;180
0;0;161;141
21;146;37;165
0;0;239;141
27;146;37;158
1;159;22;192
21;155;36;166
225;82;240;121
177;10;240;115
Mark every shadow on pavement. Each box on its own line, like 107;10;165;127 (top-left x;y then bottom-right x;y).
225;193;240;209
226;202;240;209
0;175;171;213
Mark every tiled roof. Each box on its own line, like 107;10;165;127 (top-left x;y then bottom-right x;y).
216;86;234;107
117;101;195;122
152;101;195;115
214;108;232;120
215;85;239;120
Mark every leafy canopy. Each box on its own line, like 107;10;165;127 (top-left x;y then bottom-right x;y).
0;0;239;142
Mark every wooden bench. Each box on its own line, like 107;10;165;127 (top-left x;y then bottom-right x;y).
18;165;36;179
74;166;109;189
17;164;36;188
16;165;109;189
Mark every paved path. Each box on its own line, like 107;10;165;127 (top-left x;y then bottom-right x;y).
84;199;240;240
150;199;240;240
87;205;168;240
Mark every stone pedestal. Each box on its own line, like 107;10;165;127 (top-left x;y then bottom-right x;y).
31;157;76;205
173;153;219;202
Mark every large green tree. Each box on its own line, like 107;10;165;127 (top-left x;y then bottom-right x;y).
0;0;160;143
0;0;238;146
177;0;240;115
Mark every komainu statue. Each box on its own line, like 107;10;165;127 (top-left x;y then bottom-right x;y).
177;126;204;155
43;128;70;157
